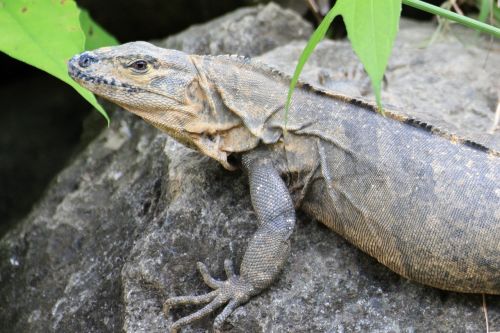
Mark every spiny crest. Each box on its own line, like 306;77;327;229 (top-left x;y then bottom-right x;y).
399;115;499;157
204;53;499;158
210;53;380;111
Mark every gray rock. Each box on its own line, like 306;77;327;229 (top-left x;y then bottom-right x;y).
252;0;311;16
158;3;313;57
1;5;499;333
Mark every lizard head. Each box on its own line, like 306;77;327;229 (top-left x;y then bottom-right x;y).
68;41;246;170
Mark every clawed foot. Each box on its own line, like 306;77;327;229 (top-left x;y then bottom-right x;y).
164;259;258;333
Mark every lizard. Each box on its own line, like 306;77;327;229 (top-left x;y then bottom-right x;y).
68;41;500;332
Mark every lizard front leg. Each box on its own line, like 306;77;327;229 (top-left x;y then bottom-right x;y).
164;152;296;332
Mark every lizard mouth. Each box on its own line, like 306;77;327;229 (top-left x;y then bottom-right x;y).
69;63;118;89
68;55;187;109
68;62;147;95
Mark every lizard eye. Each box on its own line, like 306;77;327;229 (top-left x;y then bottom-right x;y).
129;60;148;72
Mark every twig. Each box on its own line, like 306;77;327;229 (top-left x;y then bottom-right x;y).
488;95;500;134
450;0;464;15
306;0;324;24
482;293;489;333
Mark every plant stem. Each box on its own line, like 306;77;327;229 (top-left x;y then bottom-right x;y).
403;0;500;37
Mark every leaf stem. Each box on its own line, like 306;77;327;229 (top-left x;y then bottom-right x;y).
402;0;500;37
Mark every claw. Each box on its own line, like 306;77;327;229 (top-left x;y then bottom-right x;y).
164;259;258;332
224;259;235;277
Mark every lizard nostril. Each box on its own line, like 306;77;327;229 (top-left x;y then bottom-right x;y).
78;53;97;68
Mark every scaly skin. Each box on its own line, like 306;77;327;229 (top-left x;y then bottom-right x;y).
68;41;500;332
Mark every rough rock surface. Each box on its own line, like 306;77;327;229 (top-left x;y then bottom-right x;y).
1;3;499;333
158;3;313;57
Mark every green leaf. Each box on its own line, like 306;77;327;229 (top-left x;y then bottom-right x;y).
494;5;500;23
287;0;401;114
0;0;109;122
477;0;500;26
336;0;401;108
494;3;500;23
79;9;118;50
477;0;491;23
